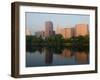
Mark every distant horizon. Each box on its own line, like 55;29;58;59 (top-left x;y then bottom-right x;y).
26;12;90;35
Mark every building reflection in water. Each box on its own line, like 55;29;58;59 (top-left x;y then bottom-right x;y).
61;49;73;58
44;48;53;64
26;46;89;67
75;52;89;64
44;48;89;65
60;48;89;64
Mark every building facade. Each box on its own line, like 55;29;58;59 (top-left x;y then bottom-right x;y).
35;31;45;38
35;22;89;39
45;21;55;37
25;27;32;36
74;24;89;37
56;26;73;39
61;28;72;39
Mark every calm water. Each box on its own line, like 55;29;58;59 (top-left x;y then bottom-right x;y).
26;46;89;67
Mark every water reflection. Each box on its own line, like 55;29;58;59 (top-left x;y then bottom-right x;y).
44;48;53;64
75;52;89;64
26;45;89;67
61;49;73;58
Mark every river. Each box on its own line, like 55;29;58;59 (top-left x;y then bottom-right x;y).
26;46;89;67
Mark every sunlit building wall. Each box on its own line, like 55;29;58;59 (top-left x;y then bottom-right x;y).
74;24;89;37
56;26;62;34
61;28;72;39
56;27;72;39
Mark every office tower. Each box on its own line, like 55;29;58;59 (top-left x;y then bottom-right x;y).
26;27;32;36
74;24;89;37
56;26;62;34
61;28;72;39
35;31;45;38
45;21;54;37
56;26;72;39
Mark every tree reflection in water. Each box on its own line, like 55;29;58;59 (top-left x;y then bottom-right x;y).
26;45;89;67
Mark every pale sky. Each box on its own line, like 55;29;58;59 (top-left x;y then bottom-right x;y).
25;12;90;35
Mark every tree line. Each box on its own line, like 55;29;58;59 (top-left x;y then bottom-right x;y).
26;34;89;47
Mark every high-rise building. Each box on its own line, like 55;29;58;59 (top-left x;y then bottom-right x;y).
56;25;62;34
45;21;55;37
61;28;72;39
74;24;89;37
26;27;32;36
35;31;45;38
56;26;72;39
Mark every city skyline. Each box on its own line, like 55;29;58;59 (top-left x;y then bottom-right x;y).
26;20;89;40
26;12;90;35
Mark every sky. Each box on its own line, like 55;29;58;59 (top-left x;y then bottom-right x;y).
25;12;90;35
